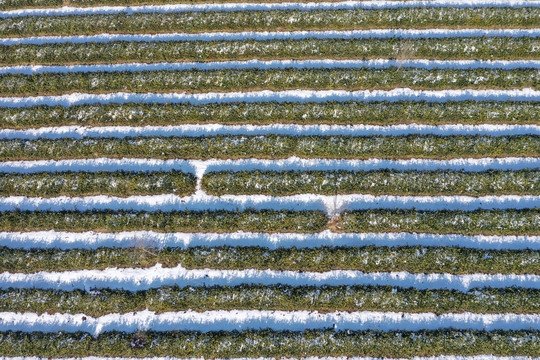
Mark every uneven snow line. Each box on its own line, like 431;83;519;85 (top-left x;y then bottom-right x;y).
1;89;539;108
1;265;538;291
1;194;539;213
3;59;540;74
3;0;540;17
0;310;538;334
2;29;539;45
1;157;538;173
1;124;539;139
0;358;528;360
1;230;537;250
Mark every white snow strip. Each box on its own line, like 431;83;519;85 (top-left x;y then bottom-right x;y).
3;0;540;17
0;157;537;173
0;310;538;334
1;230;537;250
1;194;538;213
2;59;540;74
2;124;538;139
1;89;538;108
1;29;538;45
1;265;537;291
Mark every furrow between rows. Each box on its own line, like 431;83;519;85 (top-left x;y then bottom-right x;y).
1;310;539;334
1;265;539;290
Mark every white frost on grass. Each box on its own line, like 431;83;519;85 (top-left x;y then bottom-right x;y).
1;230;537;250
1;89;538;108
1;29;539;45
0;310;538;334
1;124;538;139
1;265;538;291
0;157;537;173
1;194;538;213
3;0;540;17
2;59;540;74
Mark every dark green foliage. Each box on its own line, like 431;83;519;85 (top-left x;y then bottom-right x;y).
0;101;538;129
1;135;537;160
1;37;538;66
0;209;328;233
1;68;538;96
338;208;540;235
0;285;537;315
2;7;539;36
0;329;537;357
0;170;196;197
1;245;537;274
202;169;540;196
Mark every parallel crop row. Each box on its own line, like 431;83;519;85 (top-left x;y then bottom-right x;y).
3;68;538;96
337;209;539;235
0;329;537;357
0;210;328;233
1;135;537;160
3;8;539;37
2;285;538;315
1;245;537;274
0;209;537;235
1;101;538;128
4;169;537;197
0;170;196;197
2;37;538;65
202;169;540;196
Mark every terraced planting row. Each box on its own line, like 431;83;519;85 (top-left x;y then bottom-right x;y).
1;135;537;160
2;68;539;96
0;0;538;357
2;37;538;65
1;169;537;197
1;245;537;274
2;285;538;315
1;209;537;235
0;329;537;357
3;7;539;36
1;101;538;127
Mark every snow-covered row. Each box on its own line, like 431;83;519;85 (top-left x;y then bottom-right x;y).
1;89;539;108
3;59;540;75
0;310;538;334
1;264;538;291
1;124;538;140
1;157;537;174
1;230;536;250
1;29;538;46
1;193;538;213
3;0;540;18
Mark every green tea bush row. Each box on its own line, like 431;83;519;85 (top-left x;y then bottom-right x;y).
1;285;537;315
0;170;196;197
1;101;538;129
0;209;535;235
3;7;538;37
1;135;537;161
0;329;537;357
0;210;328;233
202;169;540;196
1;245;537;274
1;37;537;65
3;68;538;96
337;208;540;235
